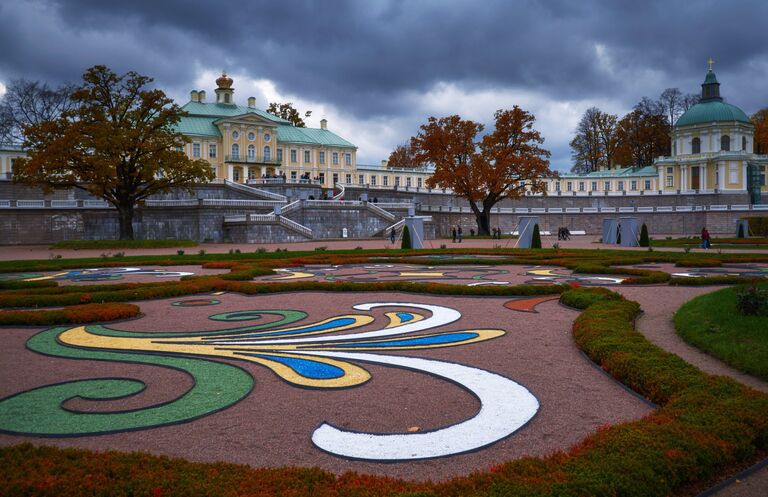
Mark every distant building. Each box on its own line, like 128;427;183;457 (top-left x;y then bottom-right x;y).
176;72;357;188
0;143;24;181
655;65;768;203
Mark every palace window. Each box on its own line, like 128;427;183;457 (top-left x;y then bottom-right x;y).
231;143;239;159
555;182;560;192
276;148;283;163
692;137;701;154
248;168;257;180
290;150;297;163
406;177;412;187
631;180;637;191
345;173;352;184
578;181;585;191
264;133;271;142
383;176;389;186
232;130;239;140
743;136;747;151
290;171;297;180
371;175;377;186
395;176;401;187
604;181;610;191
319;151;325;164
304;150;311;163
591;181;597;191
666;175;674;187
721;135;730;151
667;167;673;174
209;144;217;158
332;152;339;165
263;146;271;161
332;173;339;184
566;181;572;192
645;179;651;190
247;144;255;159
192;143;201;157
248;132;255;141
233;168;240;181
319;172;325;184
729;164;738;183
359;174;364;185
417;177;423;188
345;153;351;166
618;180;624;191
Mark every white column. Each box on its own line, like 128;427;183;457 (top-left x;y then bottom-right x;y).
680;165;687;192
701;164;707;191
227;164;234;181
742;162;748;191
658;167;664;191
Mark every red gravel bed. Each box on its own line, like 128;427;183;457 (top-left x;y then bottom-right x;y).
0;291;651;481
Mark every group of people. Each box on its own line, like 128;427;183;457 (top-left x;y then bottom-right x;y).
557;227;571;241
490;227;503;239
451;226;463;243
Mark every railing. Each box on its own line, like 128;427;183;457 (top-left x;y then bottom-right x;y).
223;179;286;201
414;203;768;214
278;216;313;238
50;200;79;208
381;218;405;238
0;200;10;208
247;178;285;185
249;213;277;222
16;199;45;208
374;202;414;209
203;199;284;208
332;183;345;200
303;199;363;207
145;199;200;207
83;200;111;208
280;200;302;214
365;202;396;222
225;154;281;165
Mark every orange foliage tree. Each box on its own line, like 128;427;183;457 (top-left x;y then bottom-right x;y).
14;66;214;240
412;107;554;235
387;143;423;168
752;108;768;154
613;108;670;167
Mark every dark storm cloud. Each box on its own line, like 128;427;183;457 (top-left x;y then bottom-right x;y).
1;0;766;168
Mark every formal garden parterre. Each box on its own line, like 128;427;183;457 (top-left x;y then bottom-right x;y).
0;246;767;495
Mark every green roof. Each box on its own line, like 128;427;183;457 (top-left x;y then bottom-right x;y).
174;116;221;137
181;101;291;124
277;125;356;148
174;100;356;148
560;166;657;179
703;70;718;85
675;100;751;127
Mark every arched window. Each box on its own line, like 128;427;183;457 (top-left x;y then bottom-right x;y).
247;144;255;159
692;137;701;154
231;143;239;158
721;135;730;151
742;136;747;151
263;146;271;161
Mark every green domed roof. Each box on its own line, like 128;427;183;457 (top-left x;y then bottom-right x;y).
675;100;751;127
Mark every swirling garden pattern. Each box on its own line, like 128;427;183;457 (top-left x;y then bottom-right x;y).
0;302;539;461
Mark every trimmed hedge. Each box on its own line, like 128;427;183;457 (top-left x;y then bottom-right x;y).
51;239;198;249
670;275;767;286
0;280;58;290
1;287;766;497
0;303;140;325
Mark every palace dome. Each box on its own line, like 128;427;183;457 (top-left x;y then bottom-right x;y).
675;100;751;127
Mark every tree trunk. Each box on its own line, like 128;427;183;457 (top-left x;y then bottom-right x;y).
469;202;492;236
117;202;134;240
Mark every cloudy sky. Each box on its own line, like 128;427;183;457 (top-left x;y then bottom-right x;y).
1;0;766;171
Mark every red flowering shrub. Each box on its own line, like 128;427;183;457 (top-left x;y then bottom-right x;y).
0;303;139;325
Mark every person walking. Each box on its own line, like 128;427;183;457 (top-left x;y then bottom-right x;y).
390;227;396;244
701;227;711;249
452;227;457;243
457;226;463;243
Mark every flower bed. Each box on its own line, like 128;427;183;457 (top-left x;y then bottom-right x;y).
0;303;140;325
1;287;766;496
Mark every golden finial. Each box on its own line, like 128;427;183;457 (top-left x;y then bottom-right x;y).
707;57;715;71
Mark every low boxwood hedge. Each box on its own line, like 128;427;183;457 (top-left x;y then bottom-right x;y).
0;303;140;325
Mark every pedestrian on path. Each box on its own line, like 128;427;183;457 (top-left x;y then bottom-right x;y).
390;227;396;244
701;227;711;249
457;226;463;243
452;227;457;243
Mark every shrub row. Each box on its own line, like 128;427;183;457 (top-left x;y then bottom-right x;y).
0;280;58;290
0;303;140;325
2;288;766;496
50;239;198;249
669;275;768;286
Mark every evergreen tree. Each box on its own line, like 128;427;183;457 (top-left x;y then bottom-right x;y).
401;225;412;249
639;223;650;246
531;223;542;249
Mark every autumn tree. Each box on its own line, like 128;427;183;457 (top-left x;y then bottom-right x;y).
267;102;312;127
570;107;619;173
387;142;423;168
613;107;670;167
0;79;76;145
413;107;554;235
752;108;768;154
14;65;214;240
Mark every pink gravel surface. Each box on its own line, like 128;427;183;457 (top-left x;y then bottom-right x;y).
0;291;652;481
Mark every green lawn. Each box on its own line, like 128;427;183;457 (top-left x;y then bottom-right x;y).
674;282;768;381
652;236;768;249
